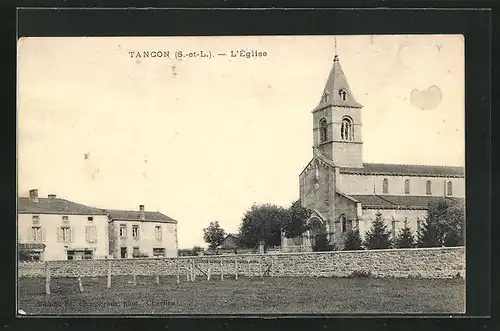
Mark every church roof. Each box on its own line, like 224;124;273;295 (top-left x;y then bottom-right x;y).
340;163;464;178
313;54;363;111
349;195;464;210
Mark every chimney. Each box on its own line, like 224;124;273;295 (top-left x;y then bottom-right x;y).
139;205;145;220
48;194;57;199
29;189;39;203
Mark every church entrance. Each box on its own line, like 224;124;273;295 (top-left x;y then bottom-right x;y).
307;217;326;247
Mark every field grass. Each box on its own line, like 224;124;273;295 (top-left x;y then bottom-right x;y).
17;275;465;315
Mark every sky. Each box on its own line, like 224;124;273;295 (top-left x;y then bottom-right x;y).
17;35;465;249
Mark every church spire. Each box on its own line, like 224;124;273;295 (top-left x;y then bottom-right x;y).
315;40;363;110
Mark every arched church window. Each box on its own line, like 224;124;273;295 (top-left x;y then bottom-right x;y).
339;89;347;101
319;118;328;142
382;178;388;194
322;92;329;103
340;215;347;233
447;181;453;196
426;180;432;195
340;117;353;141
404;179;410;194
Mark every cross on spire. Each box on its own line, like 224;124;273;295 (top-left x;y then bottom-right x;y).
334;37;339;62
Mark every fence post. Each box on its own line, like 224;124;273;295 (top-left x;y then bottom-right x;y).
176;259;180;284
107;259;112;289
259;257;263;279
155;259;160;285
220;259;224;281
235;258;238;280
78;275;84;293
190;259;194;282
186;260;189;281
247;258;250;277
193;259;197;281
45;261;51;295
207;260;211;281
132;261;137;286
270;259;274;277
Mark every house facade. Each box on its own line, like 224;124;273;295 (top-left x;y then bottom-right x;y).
282;51;465;251
18;190;179;261
219;233;241;250
18;189;109;261
106;205;178;258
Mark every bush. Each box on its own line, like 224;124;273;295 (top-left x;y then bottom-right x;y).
394;218;415;248
364;212;392;249
347;270;372;278
312;232;335;252
343;229;363;250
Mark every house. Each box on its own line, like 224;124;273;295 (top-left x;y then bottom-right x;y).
219;233;241;250
17;189;109;261
106;205;178;258
283;49;465;251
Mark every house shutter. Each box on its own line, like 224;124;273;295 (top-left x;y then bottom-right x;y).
85;226;90;243
70;227;74;242
56;227;62;242
41;227;46;242
86;226;97;243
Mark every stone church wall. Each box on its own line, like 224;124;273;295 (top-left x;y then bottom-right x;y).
299;160;335;222
338;174;465;197
19;247;465;279
359;208;428;240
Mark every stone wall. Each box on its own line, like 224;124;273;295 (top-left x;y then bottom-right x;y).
18;247;465;279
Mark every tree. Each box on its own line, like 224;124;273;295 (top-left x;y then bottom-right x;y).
394;218;415;248
239;203;288;250
364;212;392;249
203;221;226;251
417;198;465;248
282;200;312;239
312;232;335;251
343;229;363;250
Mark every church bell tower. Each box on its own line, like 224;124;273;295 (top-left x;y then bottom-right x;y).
312;42;364;168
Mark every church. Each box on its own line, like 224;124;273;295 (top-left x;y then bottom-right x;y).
282;49;465;251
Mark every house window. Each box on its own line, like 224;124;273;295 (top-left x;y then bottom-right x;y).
132;225;139;239
447;181;453;195
67;249;93;260
88;217;94;222
59;226;72;243
155;226;162;241
31;226;43;242
85;226;97;243
404;179;410;194
426;180;432;195
382;178;388;194
319;118;328;143
132;246;140;257
339;89;347;101
21;251;41;262
62;216;69;222
340;117;353;141
120;247;127;259
32;215;40;225
153;248;166;257
120;224;127;238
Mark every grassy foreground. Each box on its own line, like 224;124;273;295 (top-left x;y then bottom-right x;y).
18;275;465;315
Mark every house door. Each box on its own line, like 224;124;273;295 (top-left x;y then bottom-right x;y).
120;247;127;258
